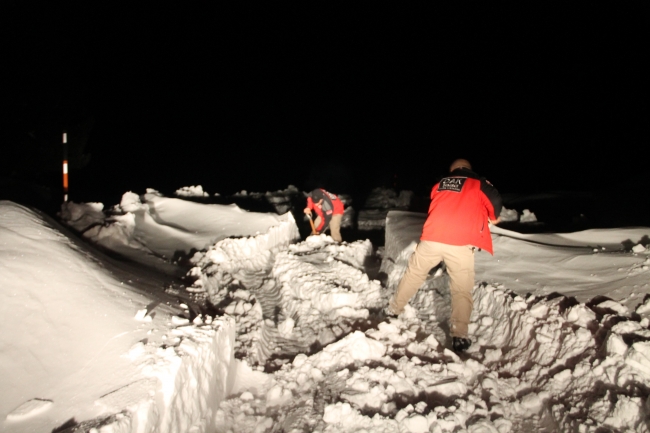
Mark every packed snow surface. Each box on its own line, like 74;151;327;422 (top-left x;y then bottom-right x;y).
2;186;650;432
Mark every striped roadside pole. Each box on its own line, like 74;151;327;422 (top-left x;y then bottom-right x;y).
63;131;68;202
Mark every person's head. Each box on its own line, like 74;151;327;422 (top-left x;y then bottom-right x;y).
449;158;472;173
308;191;324;206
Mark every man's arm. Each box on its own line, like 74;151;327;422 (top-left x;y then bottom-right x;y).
304;197;315;214
480;178;502;219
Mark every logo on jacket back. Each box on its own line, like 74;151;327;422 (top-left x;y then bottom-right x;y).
438;177;466;193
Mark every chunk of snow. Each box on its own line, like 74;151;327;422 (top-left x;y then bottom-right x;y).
519;209;537;223
606;333;628;356
175;185;209;197
278;317;295;336
637;298;650;315
598;300;629;316
322;331;386;362
424;380;467;397
402;414;429;433
171;316;190;326
604;395;644;430
565;304;597;327
499;207;519;222
6;398;53;421
134;308;152;322
265;385;292;407
120;191;145;213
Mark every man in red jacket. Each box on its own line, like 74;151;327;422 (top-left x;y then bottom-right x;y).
388;159;502;353
304;188;345;242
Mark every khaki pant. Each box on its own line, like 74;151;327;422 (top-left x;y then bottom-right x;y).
314;214;343;242
390;240;475;338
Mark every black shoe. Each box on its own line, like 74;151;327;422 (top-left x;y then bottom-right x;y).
452;337;471;353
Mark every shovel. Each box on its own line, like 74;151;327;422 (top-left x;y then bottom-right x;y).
307;213;318;235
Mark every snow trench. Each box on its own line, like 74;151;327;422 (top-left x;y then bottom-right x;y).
185;221;650;432
209;280;650;432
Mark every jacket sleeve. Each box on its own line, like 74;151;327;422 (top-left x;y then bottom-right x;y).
306;196;315;210
430;183;440;199
480;178;502;218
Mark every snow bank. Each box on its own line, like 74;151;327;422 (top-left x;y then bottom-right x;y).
380;211;425;290
99;318;237;433
60;190;289;274
0;201;240;433
382;210;650;304
19;318;241;433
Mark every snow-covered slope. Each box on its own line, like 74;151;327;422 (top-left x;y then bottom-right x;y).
1;200;266;433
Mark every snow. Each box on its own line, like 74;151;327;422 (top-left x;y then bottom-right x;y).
0;200;238;433
175;185;210;198
518;209;537;223
2;185;650;432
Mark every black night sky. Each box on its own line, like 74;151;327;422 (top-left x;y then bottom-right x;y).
2;4;647;218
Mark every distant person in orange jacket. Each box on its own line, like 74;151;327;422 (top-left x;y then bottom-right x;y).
304;188;345;242
388;159;502;353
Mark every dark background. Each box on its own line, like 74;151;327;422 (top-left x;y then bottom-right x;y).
1;4;647;225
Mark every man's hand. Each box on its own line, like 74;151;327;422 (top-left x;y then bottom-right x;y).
304;207;312;215
489;216;501;225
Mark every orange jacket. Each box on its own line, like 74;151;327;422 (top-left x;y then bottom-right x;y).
421;168;502;254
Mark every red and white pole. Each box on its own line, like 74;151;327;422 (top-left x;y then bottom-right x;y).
62;131;69;202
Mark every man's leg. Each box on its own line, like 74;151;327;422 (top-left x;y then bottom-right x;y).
440;244;475;338
390;241;443;314
313;216;322;234
329;214;343;242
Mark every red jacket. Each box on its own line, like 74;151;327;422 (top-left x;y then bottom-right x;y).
420;168;502;254
306;188;344;231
